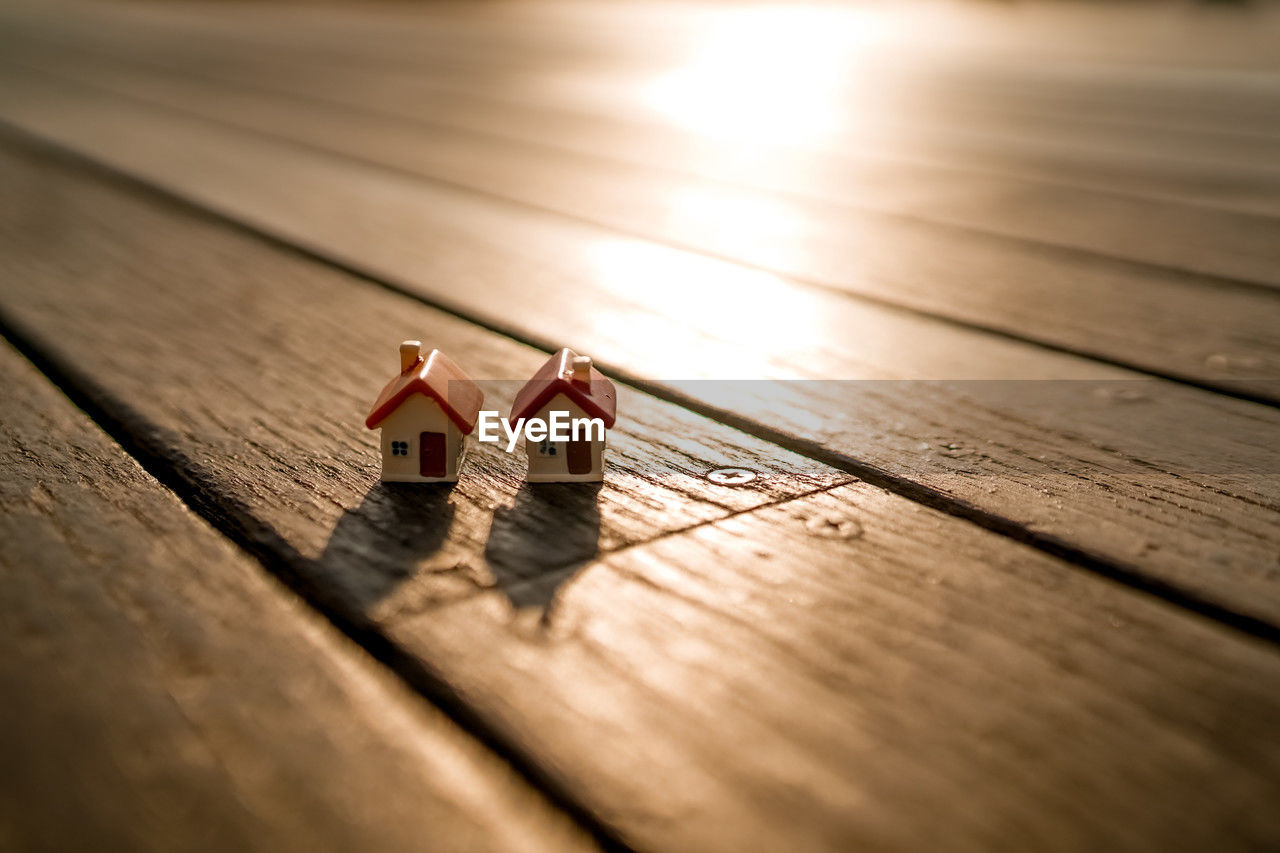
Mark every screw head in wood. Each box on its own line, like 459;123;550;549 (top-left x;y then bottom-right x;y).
706;467;758;485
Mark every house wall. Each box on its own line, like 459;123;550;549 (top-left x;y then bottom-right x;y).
524;394;606;483
377;395;465;482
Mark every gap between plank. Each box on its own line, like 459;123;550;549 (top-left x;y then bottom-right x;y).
3;122;1278;652
5;57;1277;408
0;310;636;853
13;37;1280;279
17;21;1280;225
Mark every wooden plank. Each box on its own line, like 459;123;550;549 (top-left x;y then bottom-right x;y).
7;0;1280;136
6;16;1280;283
0;134;846;615
3;149;1280;849
1;86;1278;629
6;0;1280;211
433;482;1280;850
3;52;1279;400
0;340;592;852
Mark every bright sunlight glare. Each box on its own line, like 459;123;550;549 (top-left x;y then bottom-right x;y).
584;237;830;379
640;5;896;147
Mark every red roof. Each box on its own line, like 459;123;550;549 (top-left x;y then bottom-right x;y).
510;349;617;428
365;349;484;434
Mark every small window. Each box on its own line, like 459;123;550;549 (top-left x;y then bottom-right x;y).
538;438;557;457
391;440;409;456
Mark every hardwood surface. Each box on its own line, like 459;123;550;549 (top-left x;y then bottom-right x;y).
2;5;1279;390
0;339;591;852
1;0;1279;848
0;141;849;610
7;26;1280;278
8;47;1279;378
2;135;1280;851
1;71;1278;628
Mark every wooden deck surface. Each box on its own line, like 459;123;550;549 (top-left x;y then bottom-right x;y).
1;1;1278;849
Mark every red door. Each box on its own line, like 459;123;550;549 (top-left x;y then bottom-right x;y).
566;439;592;475
420;431;446;477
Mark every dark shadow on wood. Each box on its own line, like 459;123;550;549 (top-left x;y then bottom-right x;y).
317;481;456;612
484;482;601;611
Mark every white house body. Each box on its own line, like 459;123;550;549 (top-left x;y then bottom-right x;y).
524;395;607;483
376;394;467;483
510;348;617;483
365;342;484;484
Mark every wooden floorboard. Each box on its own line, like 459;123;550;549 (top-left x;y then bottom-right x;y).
5;4;1279;392
15;47;1274;383
0;138;848;615
7;0;1280;136
0;340;592;853
0;84;1277;628
9;19;1279;283
6;1;1280;207
4;2;1279;846
2;143;1280;849
10;39;1280;333
433;483;1280;850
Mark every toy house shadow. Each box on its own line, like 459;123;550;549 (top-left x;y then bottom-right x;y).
484;482;602;612
316;481;457;612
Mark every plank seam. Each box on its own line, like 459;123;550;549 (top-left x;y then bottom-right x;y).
5;58;1276;407
0;309;635;853
2;122;1277;652
86;47;1280;293
16;22;1280;224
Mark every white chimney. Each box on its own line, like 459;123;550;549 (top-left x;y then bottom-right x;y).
400;340;422;372
571;355;592;384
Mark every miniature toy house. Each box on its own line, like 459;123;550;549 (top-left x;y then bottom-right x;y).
365;342;483;483
510;348;617;482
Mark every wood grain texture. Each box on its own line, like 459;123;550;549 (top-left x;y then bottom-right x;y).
21;48;1273;383
0;85;1277;628
0;340;592;853
7;162;1280;845
432;483;1280;851
2;132;1280;850
8;21;1278;287
5;0;1279;146
0;137;847;617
